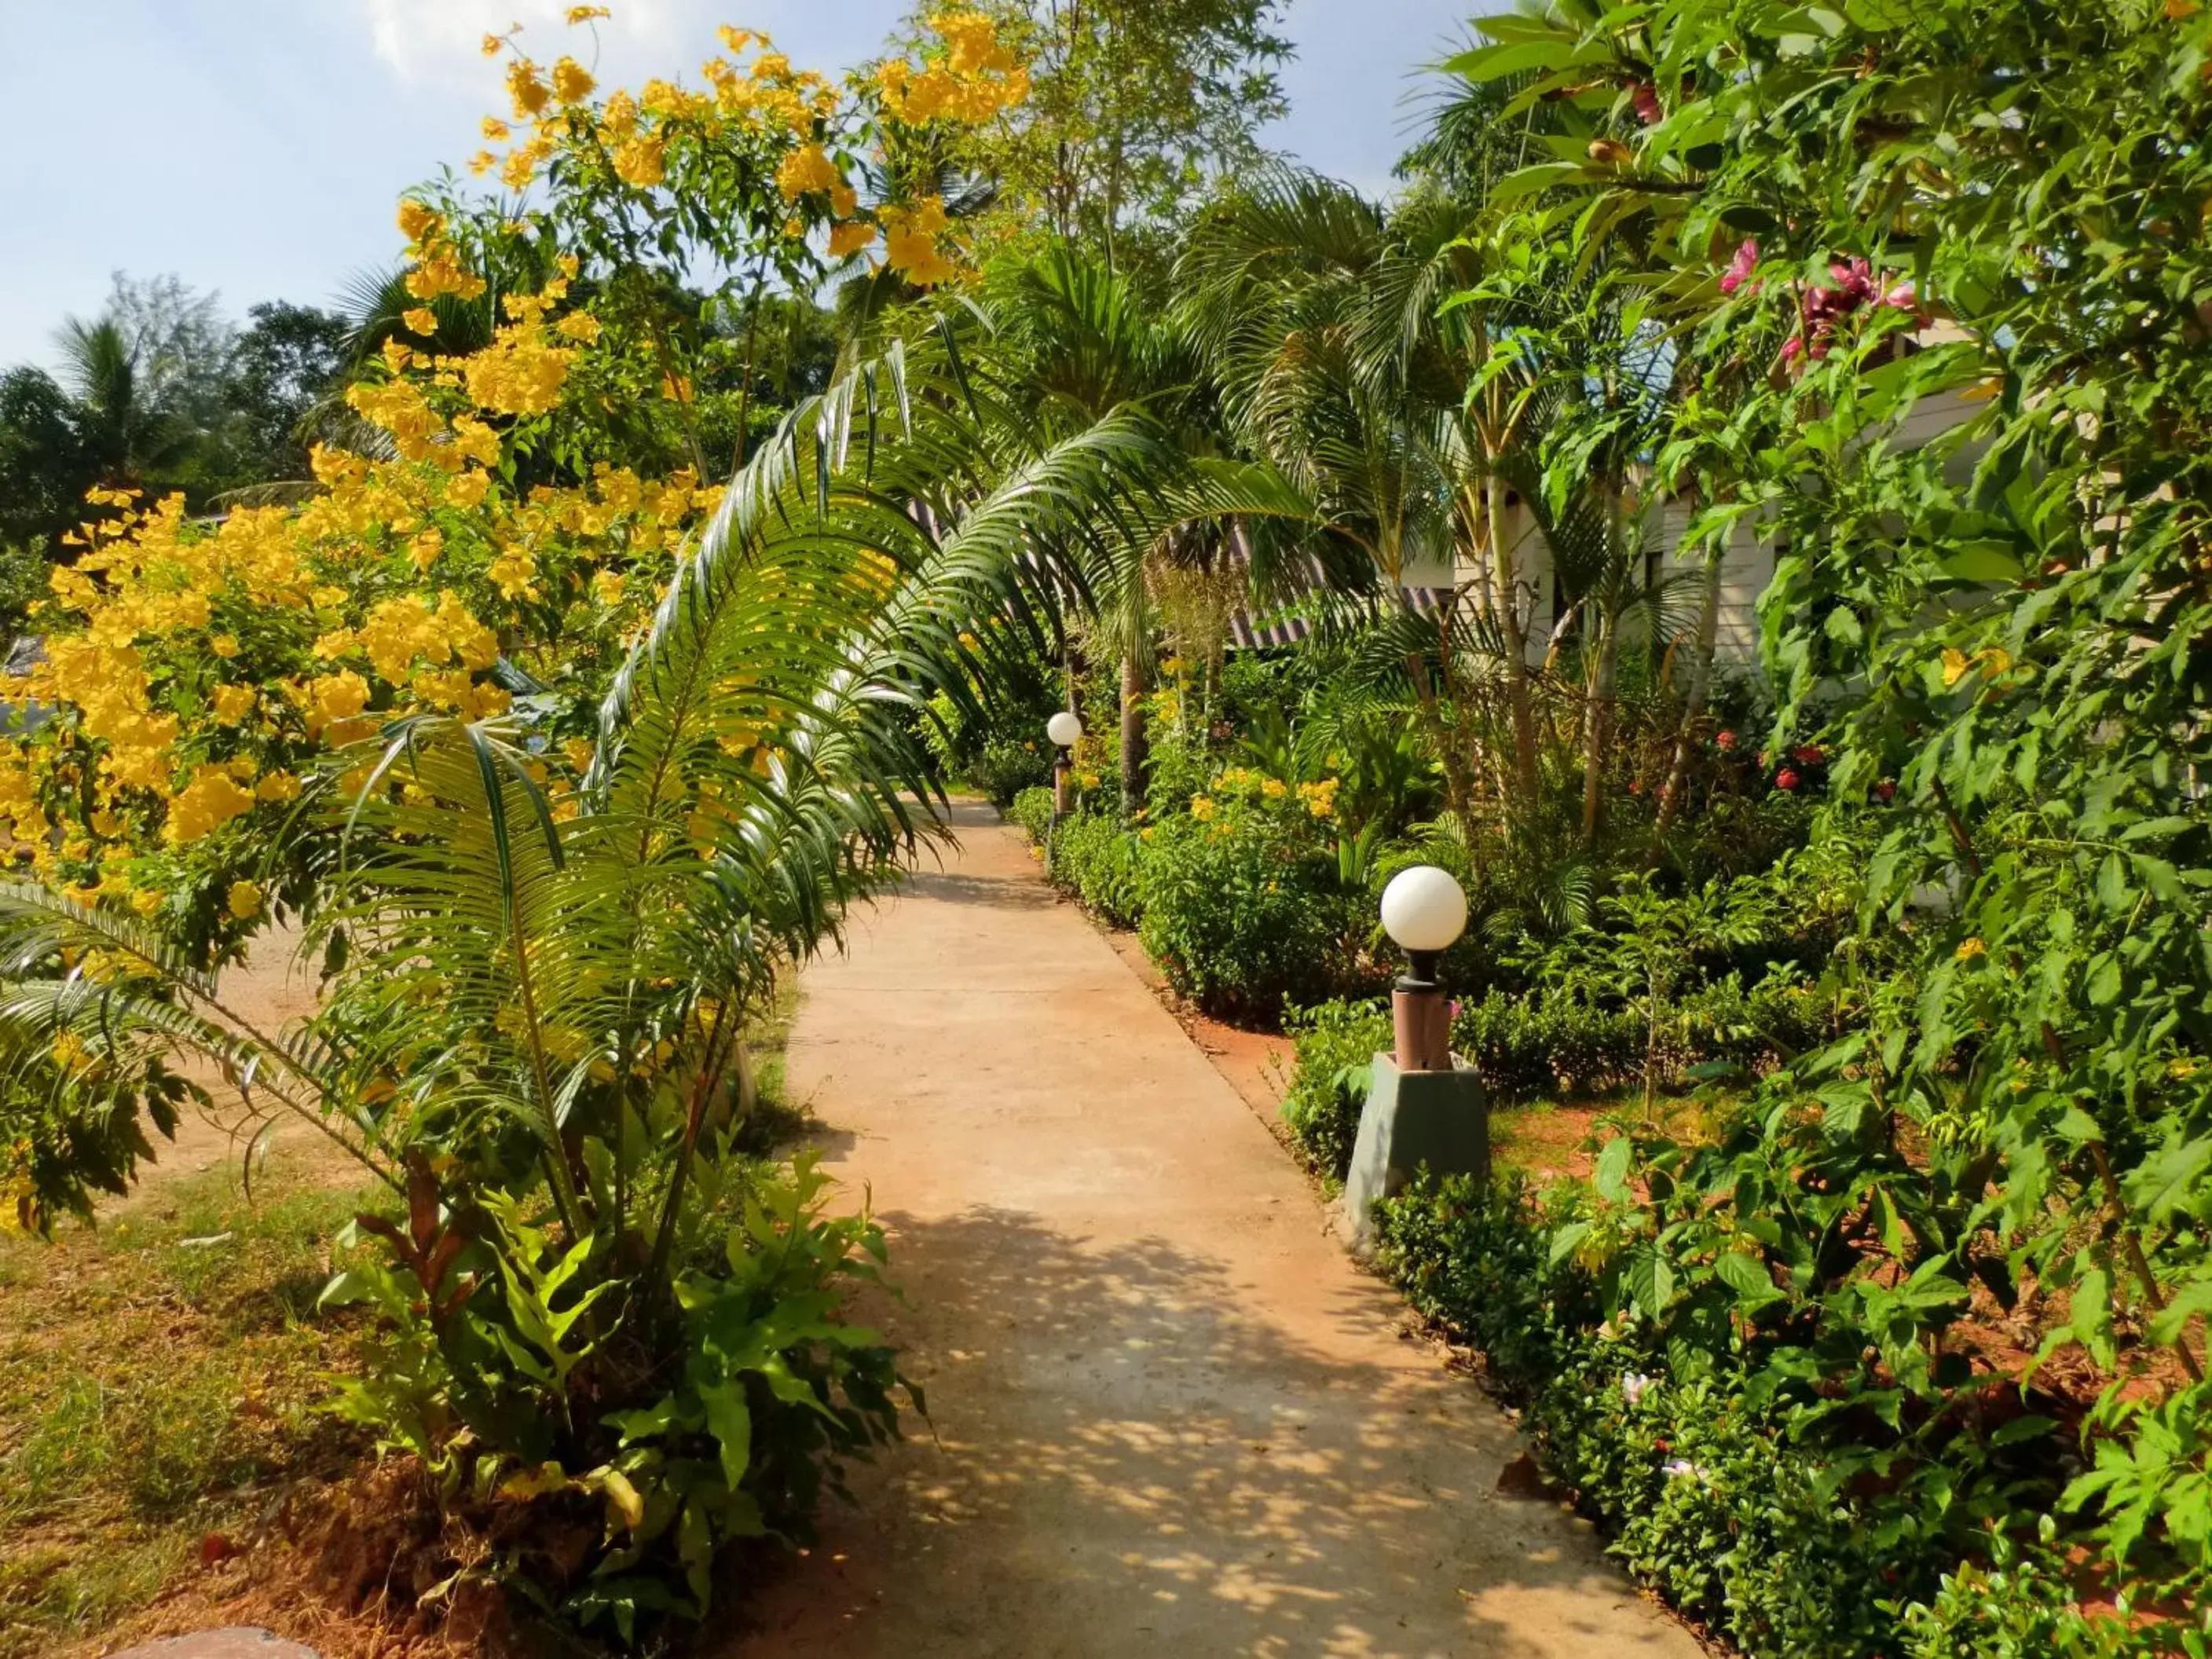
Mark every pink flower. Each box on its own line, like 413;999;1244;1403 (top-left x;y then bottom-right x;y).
1881;280;1917;310
1633;82;1663;126
1829;256;1876;304
1780;335;1805;366
1719;238;1760;296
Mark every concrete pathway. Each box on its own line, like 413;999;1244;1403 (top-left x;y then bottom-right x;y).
721;801;1701;1659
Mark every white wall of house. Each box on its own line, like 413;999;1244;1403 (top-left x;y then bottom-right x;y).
1437;375;1987;672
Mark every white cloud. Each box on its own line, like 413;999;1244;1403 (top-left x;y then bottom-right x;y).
358;0;698;84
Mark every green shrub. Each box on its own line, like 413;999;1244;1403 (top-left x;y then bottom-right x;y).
1370;1178;2177;1658
1280;999;1391;1180
1008;785;1056;844
1005;794;1147;926
969;732;1056;807
1278;975;1823;1143
324;1155;904;1640
1899;1524;2180;1658
1052;815;1145;927
1136;801;1371;1023
925;691;1057;807
1452;988;1649;1101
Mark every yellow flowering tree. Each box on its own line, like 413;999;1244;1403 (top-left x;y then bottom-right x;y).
408;9;1029;474
0;8;1031;963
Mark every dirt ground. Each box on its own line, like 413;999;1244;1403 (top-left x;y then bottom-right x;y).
716;800;1701;1659
130;920;357;1201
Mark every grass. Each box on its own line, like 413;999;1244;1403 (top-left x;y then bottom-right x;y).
731;973;811;1153
0;1146;383;1658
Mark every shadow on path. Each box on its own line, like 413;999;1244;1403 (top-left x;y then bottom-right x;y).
730;1204;1677;1659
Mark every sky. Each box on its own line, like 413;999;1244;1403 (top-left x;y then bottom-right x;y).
0;0;1478;371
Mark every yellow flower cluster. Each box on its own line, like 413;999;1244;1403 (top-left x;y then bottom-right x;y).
776;142;843;200
874;12;1029;124
460;320;577;416
167;767;258;845
881;196;956;287
461;13;1023;287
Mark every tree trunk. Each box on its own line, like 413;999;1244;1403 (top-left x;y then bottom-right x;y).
1485;476;1541;808
1580;610;1619;846
1654;537;1727;840
1119;648;1145;819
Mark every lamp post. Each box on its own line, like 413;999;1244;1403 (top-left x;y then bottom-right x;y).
1047;710;1082;822
1379;864;1467;1072
1342;863;1487;1253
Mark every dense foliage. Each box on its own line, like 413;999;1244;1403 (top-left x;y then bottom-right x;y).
13;0;2212;1643
1412;0;2212;1632
1373;1176;2157;1659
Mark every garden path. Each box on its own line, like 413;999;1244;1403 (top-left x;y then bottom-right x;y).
720;800;1701;1659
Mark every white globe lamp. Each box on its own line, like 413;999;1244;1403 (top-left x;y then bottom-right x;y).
1379;865;1466;1071
1046;711;1082;819
1380;865;1468;958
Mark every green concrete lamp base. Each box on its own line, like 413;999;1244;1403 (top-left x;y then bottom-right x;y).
1343;1053;1489;1252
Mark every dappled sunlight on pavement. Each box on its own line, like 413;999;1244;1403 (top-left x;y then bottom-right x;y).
716;801;1699;1658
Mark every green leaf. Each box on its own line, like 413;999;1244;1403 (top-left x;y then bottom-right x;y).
2124;1137;2212;1225
2148;1277;2212;1349
2086;954;2123;1006
1713;1250;1784;1307
1938;544;2024;584
698;1379;753;1490
1549;1220;1595;1265
2073;1265;2116;1369
1627;1249;1674;1320
1594;1135;1634;1203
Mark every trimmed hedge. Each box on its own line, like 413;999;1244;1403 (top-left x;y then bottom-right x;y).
1005;789;1379;1024
1008;789;1147;928
1372;1178;2166;1659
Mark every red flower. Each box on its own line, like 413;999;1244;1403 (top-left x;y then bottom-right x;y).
1775;768;1801;792
1792;745;1825;766
1719;238;1760;296
1632;82;1663;125
1829;256;1876;304
1873;780;1896;804
1715;729;1738;750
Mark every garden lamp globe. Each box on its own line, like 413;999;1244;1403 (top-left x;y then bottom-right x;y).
1379;865;1467;1071
1046;712;1082;818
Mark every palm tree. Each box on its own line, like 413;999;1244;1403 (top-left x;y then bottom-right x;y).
980;247;1197;815
53;317;192;488
1174;168;1540;831
0;313;1246;1609
1175;163;1687;852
